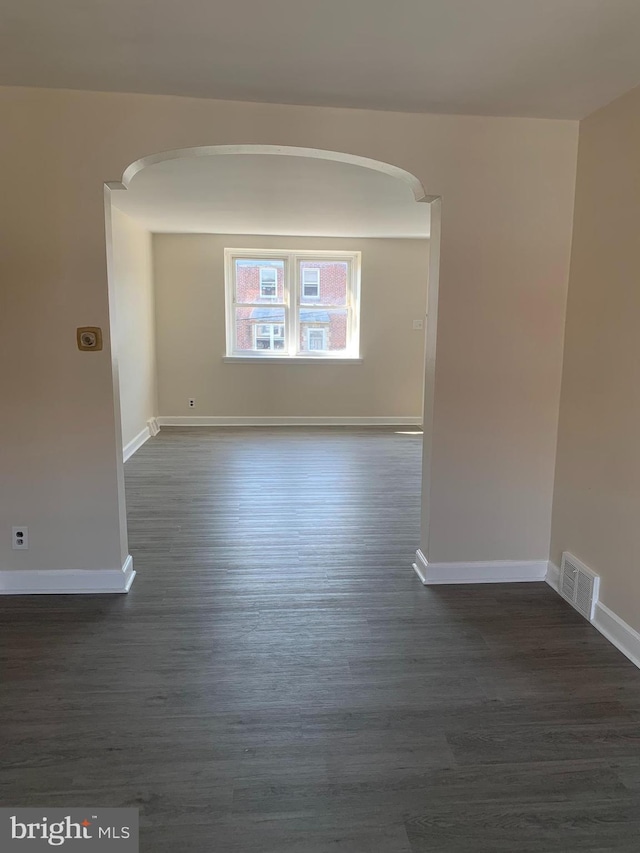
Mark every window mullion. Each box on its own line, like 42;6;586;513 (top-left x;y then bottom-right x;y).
287;254;297;356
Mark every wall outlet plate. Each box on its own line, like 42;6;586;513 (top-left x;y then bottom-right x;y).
12;526;28;550
77;327;103;351
412;319;424;330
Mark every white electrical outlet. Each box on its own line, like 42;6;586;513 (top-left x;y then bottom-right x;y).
188;398;196;408
12;526;28;550
412;319;424;330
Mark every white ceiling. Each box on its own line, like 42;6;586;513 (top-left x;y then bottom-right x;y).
2;1;640;119
111;154;431;238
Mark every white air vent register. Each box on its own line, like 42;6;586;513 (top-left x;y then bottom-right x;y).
559;551;600;621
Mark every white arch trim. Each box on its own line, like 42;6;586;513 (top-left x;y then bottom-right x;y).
120;144;430;203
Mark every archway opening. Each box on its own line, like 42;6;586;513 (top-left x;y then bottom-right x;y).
105;145;440;588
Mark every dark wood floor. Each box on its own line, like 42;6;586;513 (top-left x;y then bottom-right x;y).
2;427;640;851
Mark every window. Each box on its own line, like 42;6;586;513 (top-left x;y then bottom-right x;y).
259;266;278;299
225;249;361;359
302;267;320;299
254;323;285;350
306;328;327;351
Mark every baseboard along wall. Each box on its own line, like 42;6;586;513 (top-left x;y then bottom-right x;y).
158;416;422;427
123;418;161;462
0;555;136;595
413;550;640;672
412;549;548;584
124;416;420;461
123;426;151;462
546;561;640;671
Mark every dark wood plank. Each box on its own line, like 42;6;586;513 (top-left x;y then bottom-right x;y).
405;799;640;853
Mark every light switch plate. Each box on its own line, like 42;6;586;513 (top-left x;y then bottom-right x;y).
412;319;424;330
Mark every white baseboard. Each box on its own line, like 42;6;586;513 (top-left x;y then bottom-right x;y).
592;601;640;670
545;560;560;591
0;555;136;595
158;416;422;427
546;560;640;670
412;549;548;584
123;426;151;461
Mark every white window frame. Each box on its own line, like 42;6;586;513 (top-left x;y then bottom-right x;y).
259;266;278;299
224;249;361;361
301;267;320;299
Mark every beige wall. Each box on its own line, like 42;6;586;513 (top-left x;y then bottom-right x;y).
111;208;157;448
0;85;578;577
550;84;640;629
153;234;428;418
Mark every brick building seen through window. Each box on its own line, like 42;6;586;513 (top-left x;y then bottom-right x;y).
226;252;359;357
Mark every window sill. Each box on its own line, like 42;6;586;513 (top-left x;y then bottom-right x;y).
223;356;363;365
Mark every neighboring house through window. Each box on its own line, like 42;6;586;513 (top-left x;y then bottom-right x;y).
302;267;320;299
224;249;361;359
259;266;277;299
306;327;327;351
254;321;285;350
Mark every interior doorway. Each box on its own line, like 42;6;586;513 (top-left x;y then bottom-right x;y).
104;145;440;582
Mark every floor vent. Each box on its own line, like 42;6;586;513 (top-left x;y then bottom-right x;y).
559;551;600;621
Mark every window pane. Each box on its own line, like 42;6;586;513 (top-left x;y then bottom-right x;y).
299;261;347;305
299;308;348;353
235;307;286;353
235;259;285;303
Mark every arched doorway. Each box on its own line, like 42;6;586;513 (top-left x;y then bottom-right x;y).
105;144;441;588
